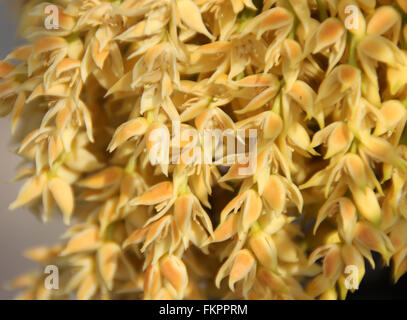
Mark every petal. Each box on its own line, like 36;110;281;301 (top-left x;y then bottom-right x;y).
77;167;123;189
262;175;286;214
235;87;278;114
9;174;47;210
358;35;397;66
195;41;231;55
220;192;246;223
241;190;262;231
367;6;400;40
98;242;121;290
61;227;100;255
389;219;407;251
344;154;367;189
0;61;15;78
48;177;75;225
323;246;343;280
235;74;278;87
349;184;381;226
33;37;67;56
355;222;393;263
123;228;148;248
174;194;193;236
77;274;98;300
325;123;353;159
130;181;174;206
306;274;331;298
249;231;277;270
360;133;407;170
160;255;188;299
274;232;298;263
143;216;172;251
11;91;27;135
263;111;283;140
211;214;239;243
338;198;357;244
314;18;345;53
393;246;407;282
108;118;149;152
144;263;161;299
229;249;256;291
177;0;214;40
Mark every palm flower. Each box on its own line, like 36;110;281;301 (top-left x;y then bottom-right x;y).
2;0;407;300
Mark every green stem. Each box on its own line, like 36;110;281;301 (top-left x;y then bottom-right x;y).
237;8;258;32
250;221;261;235
272;91;282;115
146;110;155;123
286;0;299;39
348;33;358;67
236;71;245;81
271;79;285;115
396;5;407;49
350;139;358;154
65;32;80;43
400;125;407;145
316;0;328;21
104;221;121;242
49;151;68;177
178;178;189;196
125;153;137;174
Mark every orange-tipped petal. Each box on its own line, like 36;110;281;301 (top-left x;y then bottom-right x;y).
229;249;256;291
263;111;283;140
262;175;286;214
77;274;98;300
77;167;123;189
161;255;188;299
9;174;47;210
131;181;173;206
61;227;100;256
338;198;357;244
241;190;262;231
393;246;407;282
355;222;393;263
177;0;214;40
174;194;193;235
108;118;149;152
144;263;162;299
350;184;381;226
48;177;74;225
323;246;342;280
306;274;331;298
211;214;239;243
98;242;121;290
143;216;172;251
33;37;67;56
249;231;277;270
235;87;278;114
325;123;353;159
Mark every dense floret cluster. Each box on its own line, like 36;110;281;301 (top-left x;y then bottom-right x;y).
2;0;407;300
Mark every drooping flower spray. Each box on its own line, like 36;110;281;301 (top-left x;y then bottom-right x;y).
2;0;407;300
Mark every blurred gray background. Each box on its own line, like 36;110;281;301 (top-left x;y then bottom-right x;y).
0;1;65;299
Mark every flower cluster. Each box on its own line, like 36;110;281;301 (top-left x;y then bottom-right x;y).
3;0;407;300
